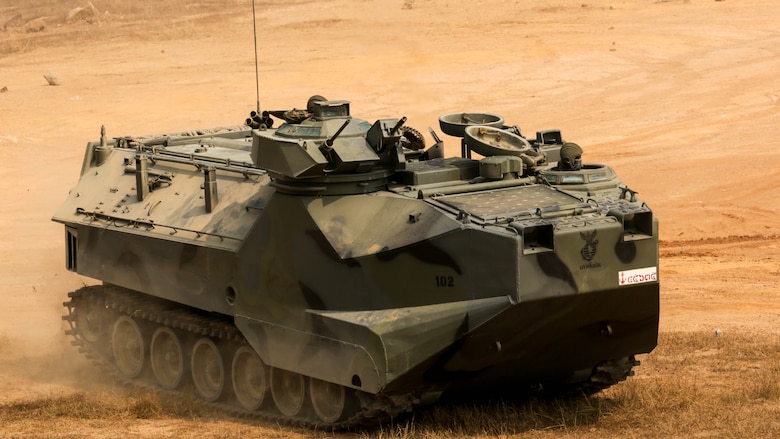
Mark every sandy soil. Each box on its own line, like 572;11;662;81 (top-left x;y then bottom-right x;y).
1;0;779;437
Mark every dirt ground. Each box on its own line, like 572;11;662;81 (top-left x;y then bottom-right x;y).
1;0;779;437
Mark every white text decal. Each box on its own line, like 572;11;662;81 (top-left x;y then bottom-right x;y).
619;266;658;286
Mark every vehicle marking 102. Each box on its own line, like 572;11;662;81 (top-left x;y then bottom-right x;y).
435;275;455;287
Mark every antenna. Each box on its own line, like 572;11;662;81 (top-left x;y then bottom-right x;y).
252;0;261;114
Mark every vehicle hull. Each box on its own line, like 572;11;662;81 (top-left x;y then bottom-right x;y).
387;283;659;395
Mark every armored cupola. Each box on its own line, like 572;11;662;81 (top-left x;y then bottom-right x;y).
251;99;406;195
272;100;371;140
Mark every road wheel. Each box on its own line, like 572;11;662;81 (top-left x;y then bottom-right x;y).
270;367;306;417
231;346;268;410
191;338;224;402
74;298;104;343
310;378;350;424
112;316;145;378
150;326;185;390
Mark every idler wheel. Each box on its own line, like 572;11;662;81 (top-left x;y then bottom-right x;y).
191;338;225;402
309;378;348;424
150;326;184;390
270;367;306;417
75;298;104;343
231;346;268;410
112;316;145;378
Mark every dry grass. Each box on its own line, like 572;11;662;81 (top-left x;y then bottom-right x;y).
0;392;160;422
597;331;780;437
1;331;778;437
0;388;212;424
365;397;611;438
357;330;780;438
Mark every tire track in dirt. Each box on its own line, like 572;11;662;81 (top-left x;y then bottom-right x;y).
662;235;780;259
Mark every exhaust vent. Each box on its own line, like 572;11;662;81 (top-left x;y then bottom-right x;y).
610;210;654;241
520;223;555;255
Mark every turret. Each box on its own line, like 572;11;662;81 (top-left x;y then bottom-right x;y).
251;99;406;195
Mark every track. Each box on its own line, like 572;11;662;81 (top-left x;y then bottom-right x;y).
62;284;412;429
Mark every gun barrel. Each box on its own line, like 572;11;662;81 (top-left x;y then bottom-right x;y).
324;119;351;149
391;116;407;134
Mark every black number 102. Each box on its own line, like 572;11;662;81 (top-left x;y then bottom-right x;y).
435;275;454;287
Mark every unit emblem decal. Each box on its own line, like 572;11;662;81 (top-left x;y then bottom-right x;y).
580;230;599;262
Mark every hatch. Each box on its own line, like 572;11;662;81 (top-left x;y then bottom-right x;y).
435;185;588;222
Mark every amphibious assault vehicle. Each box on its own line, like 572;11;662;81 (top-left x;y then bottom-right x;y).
54;97;659;427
